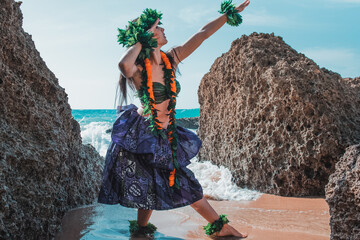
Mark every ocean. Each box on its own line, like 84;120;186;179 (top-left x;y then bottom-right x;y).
72;108;261;202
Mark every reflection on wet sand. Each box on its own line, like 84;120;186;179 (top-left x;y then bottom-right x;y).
55;194;330;240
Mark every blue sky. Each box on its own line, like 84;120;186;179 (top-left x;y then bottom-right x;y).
21;0;360;109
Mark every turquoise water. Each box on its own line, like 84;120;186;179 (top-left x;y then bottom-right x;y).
72;108;199;126
72;109;117;126
78;205;184;240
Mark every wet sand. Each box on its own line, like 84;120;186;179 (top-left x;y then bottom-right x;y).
55;194;330;240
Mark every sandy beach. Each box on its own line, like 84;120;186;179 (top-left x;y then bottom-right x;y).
55;194;330;240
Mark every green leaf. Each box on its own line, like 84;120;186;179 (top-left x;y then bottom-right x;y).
175;177;180;187
202;214;230;235
129;220;157;235
219;0;243;26
160;131;167;140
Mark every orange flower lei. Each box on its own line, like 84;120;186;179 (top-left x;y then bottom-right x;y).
143;51;180;189
143;58;162;129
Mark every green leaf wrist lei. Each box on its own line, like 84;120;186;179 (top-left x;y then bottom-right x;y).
219;0;243;26
203;214;230;235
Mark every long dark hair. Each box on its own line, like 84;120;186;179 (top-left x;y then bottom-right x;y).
114;73;136;109
114;50;181;109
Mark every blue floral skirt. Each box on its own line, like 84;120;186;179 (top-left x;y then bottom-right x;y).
97;104;203;210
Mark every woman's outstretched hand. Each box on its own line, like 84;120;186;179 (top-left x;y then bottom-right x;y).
235;0;250;13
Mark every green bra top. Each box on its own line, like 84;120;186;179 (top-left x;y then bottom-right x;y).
138;79;181;104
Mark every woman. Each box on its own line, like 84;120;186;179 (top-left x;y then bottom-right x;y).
98;0;250;238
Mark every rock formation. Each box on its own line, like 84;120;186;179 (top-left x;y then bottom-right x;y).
198;32;360;196
0;1;104;239
326;144;360;240
176;117;199;129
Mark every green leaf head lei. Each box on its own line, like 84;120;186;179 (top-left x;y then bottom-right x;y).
117;8;163;60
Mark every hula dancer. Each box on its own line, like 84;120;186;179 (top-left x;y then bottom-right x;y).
97;0;250;238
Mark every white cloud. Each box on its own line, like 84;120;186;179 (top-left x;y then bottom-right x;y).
301;48;360;78
303;48;354;61
242;10;291;27
331;0;360;3
178;6;215;25
177;7;293;28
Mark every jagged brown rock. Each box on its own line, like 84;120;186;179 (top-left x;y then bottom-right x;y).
198;32;360;196
325;144;360;240
0;0;104;239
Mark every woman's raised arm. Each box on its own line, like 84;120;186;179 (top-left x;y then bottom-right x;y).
118;42;142;78
168;0;250;64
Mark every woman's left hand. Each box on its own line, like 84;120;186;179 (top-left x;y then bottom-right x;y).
147;18;160;35
234;0;250;13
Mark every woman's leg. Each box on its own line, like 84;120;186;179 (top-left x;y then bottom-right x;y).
190;197;247;238
137;209;153;227
190;196;220;223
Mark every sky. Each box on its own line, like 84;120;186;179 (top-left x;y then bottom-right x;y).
20;0;360;109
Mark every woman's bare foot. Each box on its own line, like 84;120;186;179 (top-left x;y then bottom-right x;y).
214;223;248;238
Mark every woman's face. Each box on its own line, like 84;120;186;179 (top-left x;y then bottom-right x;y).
153;25;167;46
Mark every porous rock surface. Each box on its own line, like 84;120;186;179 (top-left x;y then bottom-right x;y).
325;144;360;240
198;32;360;196
0;1;103;239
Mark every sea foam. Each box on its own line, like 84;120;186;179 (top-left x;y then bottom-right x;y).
188;158;261;201
80;121;112;157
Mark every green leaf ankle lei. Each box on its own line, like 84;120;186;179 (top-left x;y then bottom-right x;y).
219;0;243;26
203;214;230;235
129;220;157;236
